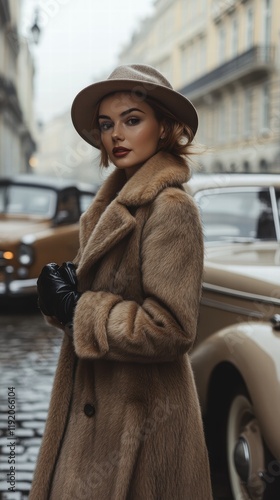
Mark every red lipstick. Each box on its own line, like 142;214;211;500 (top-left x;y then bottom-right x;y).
112;147;131;158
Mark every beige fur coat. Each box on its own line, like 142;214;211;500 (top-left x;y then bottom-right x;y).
30;151;212;499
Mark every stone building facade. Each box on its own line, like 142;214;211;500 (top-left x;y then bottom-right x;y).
35;110;107;186
0;0;36;176
119;0;280;173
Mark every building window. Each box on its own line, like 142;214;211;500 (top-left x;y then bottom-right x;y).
246;6;254;49
243;161;250;173
198;109;206;144
158;8;174;42
231;93;238;140
231;16;238;57
189;42;196;78
190;0;197;20
180;38;205;84
263;0;272;44
180;45;188;84
261;83;270;130
259;159;268;172
218;24;226;63
190;43;197;78
212;161;223;173
218;100;226;143
244;88;253;137
182;0;198;22
182;0;188;23
200;0;207;14
199;36;207;77
157;58;173;83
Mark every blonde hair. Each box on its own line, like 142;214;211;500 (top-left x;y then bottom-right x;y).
91;93;197;168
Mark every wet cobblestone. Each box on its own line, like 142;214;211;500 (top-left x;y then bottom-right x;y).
0;307;62;499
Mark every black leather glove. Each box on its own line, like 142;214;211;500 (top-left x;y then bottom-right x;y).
37;261;81;326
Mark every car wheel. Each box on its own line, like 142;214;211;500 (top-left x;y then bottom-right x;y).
227;393;266;500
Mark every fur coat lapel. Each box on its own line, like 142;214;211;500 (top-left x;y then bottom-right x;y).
76;151;191;280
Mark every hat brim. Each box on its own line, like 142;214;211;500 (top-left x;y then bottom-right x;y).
71;79;198;149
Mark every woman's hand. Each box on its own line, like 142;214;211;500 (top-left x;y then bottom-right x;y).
37;261;81;326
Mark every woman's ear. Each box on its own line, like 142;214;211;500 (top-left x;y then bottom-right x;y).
159;124;165;140
159;118;168;140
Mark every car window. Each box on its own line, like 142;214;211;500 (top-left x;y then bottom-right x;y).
196;188;276;242
0;187;6;212
0;185;56;216
56;190;80;223
80;193;94;213
276;189;280;225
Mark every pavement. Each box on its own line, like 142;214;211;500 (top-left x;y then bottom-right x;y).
0;302;62;499
0;301;234;500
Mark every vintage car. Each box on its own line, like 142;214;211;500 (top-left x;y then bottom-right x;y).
185;174;280;500
0;175;97;297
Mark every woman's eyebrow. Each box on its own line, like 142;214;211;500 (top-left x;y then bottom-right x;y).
121;107;145;117
98;108;145;120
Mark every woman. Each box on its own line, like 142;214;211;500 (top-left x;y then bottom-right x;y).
30;64;213;499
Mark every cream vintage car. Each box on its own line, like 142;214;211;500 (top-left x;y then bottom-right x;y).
186;174;280;500
0;175;97;297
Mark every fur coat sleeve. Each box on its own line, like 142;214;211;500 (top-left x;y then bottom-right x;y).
73;186;204;363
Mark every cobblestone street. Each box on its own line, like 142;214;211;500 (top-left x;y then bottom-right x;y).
0;301;62;499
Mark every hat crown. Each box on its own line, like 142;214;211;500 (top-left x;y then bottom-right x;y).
108;64;173;90
71;64;198;148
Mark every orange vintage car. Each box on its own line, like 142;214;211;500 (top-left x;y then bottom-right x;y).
186;173;280;500
0;175;97;297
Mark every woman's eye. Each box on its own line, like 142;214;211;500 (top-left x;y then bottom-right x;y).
99;122;112;131
127;118;140;126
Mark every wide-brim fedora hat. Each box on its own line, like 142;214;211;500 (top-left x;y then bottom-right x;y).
71;64;198;149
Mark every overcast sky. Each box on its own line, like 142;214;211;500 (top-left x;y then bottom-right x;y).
21;0;154;123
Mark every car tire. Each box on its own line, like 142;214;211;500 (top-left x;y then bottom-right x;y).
204;367;280;499
227;392;268;500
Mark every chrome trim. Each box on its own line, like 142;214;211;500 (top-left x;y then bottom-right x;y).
0;278;37;296
194;185;266;203
203;282;280;306
201;297;263;318
270;186;280;242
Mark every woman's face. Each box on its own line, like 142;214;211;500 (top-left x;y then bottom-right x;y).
98;92;164;178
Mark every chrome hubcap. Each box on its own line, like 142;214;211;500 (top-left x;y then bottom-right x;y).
234;436;250;483
227;395;265;500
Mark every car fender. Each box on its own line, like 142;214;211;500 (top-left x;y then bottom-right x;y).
191;321;280;459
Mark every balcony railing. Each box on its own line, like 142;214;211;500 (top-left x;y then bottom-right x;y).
179;45;275;100
211;0;238;22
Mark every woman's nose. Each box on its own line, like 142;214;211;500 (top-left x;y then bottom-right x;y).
112;124;124;141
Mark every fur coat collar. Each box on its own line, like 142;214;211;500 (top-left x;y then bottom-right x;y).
76;151;191;280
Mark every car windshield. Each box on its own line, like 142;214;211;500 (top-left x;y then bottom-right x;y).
197;187;280;242
0;185;56;217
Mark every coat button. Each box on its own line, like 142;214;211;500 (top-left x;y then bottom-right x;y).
84;403;95;417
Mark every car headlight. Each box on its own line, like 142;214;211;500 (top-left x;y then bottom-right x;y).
3;251;14;260
18;243;34;266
